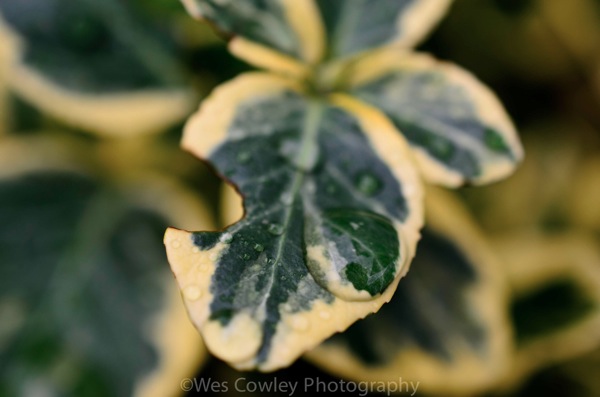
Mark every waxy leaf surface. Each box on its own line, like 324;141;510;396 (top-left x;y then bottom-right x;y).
307;191;512;395
316;0;452;59
166;73;423;371
348;51;523;186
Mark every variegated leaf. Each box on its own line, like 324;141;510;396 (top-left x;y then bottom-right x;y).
347;51;524;186
165;73;423;371
181;0;325;74
494;233;600;390
316;0;453;60
306;189;512;395
0;136;211;397
0;0;196;136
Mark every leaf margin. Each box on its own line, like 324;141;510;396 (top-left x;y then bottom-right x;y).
493;232;600;391
304;187;514;395
0;134;213;397
181;0;325;76
166;72;425;371
345;49;524;187
0;15;196;137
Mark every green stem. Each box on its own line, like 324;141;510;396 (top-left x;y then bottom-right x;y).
295;100;325;171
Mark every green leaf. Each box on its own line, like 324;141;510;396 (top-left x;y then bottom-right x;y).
181;0;325;75
347;51;524;186
165;73;423;371
0;135;211;397
0;0;196;136
182;0;300;58
495;233;600;389
315;0;452;60
306;189;512;395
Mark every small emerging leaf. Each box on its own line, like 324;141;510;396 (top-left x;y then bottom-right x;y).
316;0;453;60
181;0;325;72
182;0;299;58
347;50;523;186
165;73;423;371
306;189;512;395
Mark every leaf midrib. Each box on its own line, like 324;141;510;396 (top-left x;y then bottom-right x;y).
256;100;325;315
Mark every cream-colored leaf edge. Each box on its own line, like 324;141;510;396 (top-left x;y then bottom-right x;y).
344;50;523;187
181;72;303;158
182;0;324;77
0;135;211;397
167;72;424;371
122;174;214;397
328;93;424;265
396;0;454;49
0;18;196;138
493;232;600;392
322;0;453;78
228;38;310;80
304;187;514;396
281;0;325;65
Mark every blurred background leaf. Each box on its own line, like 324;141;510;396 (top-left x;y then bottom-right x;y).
1;0;600;396
494;233;600;392
305;189;512;396
0;134;216;397
0;0;248;137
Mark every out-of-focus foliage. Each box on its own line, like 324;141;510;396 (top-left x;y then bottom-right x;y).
0;135;213;397
0;0;243;137
0;1;233;395
0;0;599;396
446;1;600;394
495;233;600;390
305;189;512;395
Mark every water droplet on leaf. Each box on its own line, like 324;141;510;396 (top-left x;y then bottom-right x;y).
220;233;233;244
237;151;251;164
268;223;284;236
183;285;202;301
355;172;382;196
280;192;294;205
291;316;309;332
